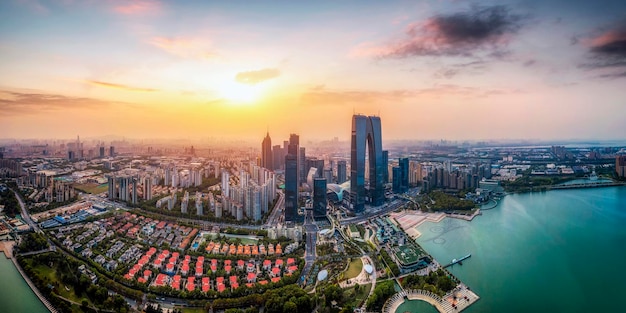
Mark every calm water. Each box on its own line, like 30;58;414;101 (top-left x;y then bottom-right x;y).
413;186;626;313
395;299;439;313
0;256;49;313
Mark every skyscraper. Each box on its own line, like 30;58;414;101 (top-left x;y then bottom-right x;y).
109;146;115;157
299;147;306;184
261;132;273;170
399;157;409;193
99;146;105;158
392;166;401;193
288;134;299;155
382;150;389;184
272;145;283;170
284;153;300;223
350;115;384;213
313;178;327;219
337;160;347;184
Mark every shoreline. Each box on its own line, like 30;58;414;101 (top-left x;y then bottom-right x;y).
10;257;57;313
0;240;15;258
6;252;56;313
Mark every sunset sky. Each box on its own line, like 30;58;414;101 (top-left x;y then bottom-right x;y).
1;0;625;141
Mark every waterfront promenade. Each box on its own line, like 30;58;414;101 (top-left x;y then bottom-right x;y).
382;285;479;313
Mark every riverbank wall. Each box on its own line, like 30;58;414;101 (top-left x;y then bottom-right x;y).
9;254;57;313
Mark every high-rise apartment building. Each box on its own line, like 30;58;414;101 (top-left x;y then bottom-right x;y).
221;170;230;197
144;176;152;200
350;115;384;213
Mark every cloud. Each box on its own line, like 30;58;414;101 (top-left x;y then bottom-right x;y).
299;84;521;106
85;80;157;92
113;0;161;15
235;68;280;84
578;19;626;78
149;36;218;60
0;90;115;116
357;5;524;59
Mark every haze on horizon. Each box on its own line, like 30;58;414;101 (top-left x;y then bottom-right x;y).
1;0;625;142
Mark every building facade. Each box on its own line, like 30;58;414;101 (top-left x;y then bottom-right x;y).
349;115;384;213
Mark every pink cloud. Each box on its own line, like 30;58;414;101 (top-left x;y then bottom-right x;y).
113;0;161;15
149;36;218;59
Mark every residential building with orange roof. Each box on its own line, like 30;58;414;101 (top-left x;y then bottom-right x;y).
271;277;281;283
258;280;268;285
205;242;215;252
246;272;257;283
201;277;210;292
237;260;245;270
262;259;272;270
154;273;168;287
270;267;281;278
172;275;181;290
186;277;195;292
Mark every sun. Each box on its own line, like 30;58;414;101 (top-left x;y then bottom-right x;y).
218;80;263;104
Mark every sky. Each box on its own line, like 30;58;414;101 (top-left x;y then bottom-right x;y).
1;0;625;142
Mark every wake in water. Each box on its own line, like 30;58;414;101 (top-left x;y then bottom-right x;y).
423;219;466;245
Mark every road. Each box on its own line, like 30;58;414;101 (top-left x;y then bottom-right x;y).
265;189;284;227
10;187;39;232
338;198;408;226
300;209;318;286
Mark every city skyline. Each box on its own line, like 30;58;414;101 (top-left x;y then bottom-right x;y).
1;0;626;141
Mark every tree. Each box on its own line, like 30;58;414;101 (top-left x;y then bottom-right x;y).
283;301;297;313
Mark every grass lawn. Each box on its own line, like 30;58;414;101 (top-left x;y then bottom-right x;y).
344;258;363;279
73;183;108;194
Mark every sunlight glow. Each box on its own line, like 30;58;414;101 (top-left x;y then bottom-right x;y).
217;80;264;104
